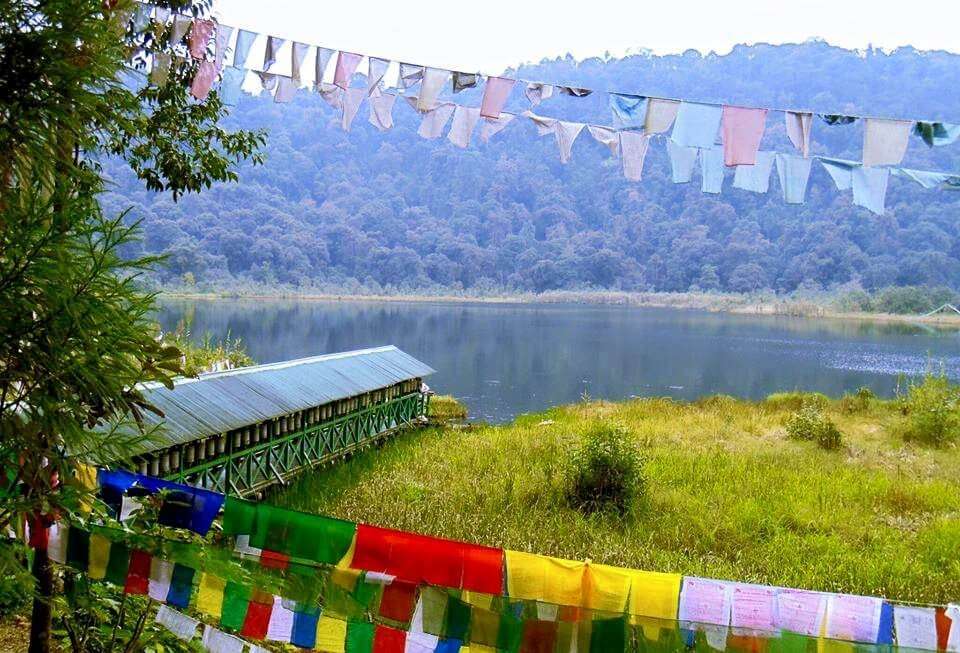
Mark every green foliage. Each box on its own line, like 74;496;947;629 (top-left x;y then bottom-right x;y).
896;373;960;446
763;391;829;412
161;321;254;377
428;395;468;423
839;387;876;414
871;286;959;315
786;401;844;450
0;545;32;617
564;423;645;514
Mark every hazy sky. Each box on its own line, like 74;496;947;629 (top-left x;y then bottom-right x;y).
214;0;960;74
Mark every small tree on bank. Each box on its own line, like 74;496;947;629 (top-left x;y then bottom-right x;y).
0;2;264;651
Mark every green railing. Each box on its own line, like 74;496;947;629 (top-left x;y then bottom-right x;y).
164;392;429;497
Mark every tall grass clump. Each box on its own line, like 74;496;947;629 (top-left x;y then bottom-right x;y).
565;423;644;514
786;401;844;450
896;373;960;447
839;387;876;414
429;395;468;423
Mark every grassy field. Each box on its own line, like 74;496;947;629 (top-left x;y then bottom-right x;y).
271;392;960;605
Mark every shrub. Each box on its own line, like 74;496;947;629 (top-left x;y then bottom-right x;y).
839;387;876;414
786;401;844;450
565;423;644;514
765;391;829;412
897;374;960;446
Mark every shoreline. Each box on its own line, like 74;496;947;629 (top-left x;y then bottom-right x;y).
158;290;960;328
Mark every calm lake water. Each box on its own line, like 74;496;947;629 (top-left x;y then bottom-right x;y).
157;299;960;423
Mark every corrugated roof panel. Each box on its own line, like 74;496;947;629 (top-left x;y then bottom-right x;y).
128;346;434;454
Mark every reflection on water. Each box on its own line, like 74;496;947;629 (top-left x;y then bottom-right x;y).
156;299;959;423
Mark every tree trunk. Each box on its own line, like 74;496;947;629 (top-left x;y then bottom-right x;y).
28;546;53;653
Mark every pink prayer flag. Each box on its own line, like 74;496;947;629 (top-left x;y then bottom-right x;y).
188;19;215;60
190;61;217;100
480;76;516;119
721;106;767;166
334;52;362;90
731;585;777;632
776;590;826;636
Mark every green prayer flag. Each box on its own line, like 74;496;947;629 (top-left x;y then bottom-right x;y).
345;620;375;653
421;586;448;636
248;503;356;564
65;527;90;571
104;541;130;586
770;631;813;653
352;577;382;610
469;607;500;647
220;581;251;631
591;616;627;652
496;611;523;653
222;496;257;536
444;596;471;640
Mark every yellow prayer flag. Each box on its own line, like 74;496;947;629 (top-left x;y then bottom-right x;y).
315;615;347;653
505;550;585;606
626;569;681;622
336;531;357;569
196;573;226;618
463;591;495;611
584;563;632;613
87;533;110;580
330;567;361;592
75;463;97;515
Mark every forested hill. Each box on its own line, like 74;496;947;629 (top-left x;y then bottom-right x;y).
102;41;960;294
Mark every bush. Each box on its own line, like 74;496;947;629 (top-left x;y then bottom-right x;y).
565;423;644;514
839;387;876;414
765;392;829;412
786;401;844;450
897;374;960;446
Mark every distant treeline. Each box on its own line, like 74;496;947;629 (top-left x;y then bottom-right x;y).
104;41;960;295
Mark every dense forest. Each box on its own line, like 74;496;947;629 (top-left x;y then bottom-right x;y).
102;41;960;294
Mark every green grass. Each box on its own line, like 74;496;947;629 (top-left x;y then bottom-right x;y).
428;395;468;422
270;393;960;604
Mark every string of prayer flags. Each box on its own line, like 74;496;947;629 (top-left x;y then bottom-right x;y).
775;153;813;204
334;51;363;89
156;604;200;642
667;140;699;183
188;19;215;60
214;25;233;69
447;105;482;148
671;102;722;148
341;88;367;131
368;93;397;131
863;118;912;166
821;114;857;126
418;68;450;110
150;53;171;86
367;57;390;95
525;82;555;107
700;147;725;194
233;29;257;69
721;106;767;166
479;112;515;143
190;61;217;100
609;93;648;130
894;605;940;651
786;111;813;157
316;47;335;85
202;623;246;653
645;98;680;134
98;469;224;536
824;593;890;645
399;63;425;90
480;76;515;118
170;15;192;45
588;125;620;156
417;103;455;139
274;77;298;103
292;42;310;82
914;121;960;147
732;151;775;193
219;67;246;105
620;131;650;181
263;35;285;72
559;85;592;97
892;167;960;190
819;157;890;215
452;71;479;93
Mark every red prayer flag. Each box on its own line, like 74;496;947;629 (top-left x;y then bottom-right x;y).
240;591;273;639
520;620;557;653
727;634;767;653
124;550;151;595
28;515;49;549
373;624;406;653
936;607;952;651
378;581;417;622
260;549;290;570
353;523;504;593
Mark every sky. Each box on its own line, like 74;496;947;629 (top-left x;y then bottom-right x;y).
214;0;960;74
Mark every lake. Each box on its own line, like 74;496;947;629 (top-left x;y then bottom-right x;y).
157;299;960;423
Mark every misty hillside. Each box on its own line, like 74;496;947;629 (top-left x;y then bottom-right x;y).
102;41;960;294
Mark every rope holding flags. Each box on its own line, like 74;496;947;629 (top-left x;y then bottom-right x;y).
130;3;960;217
24;470;960;652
